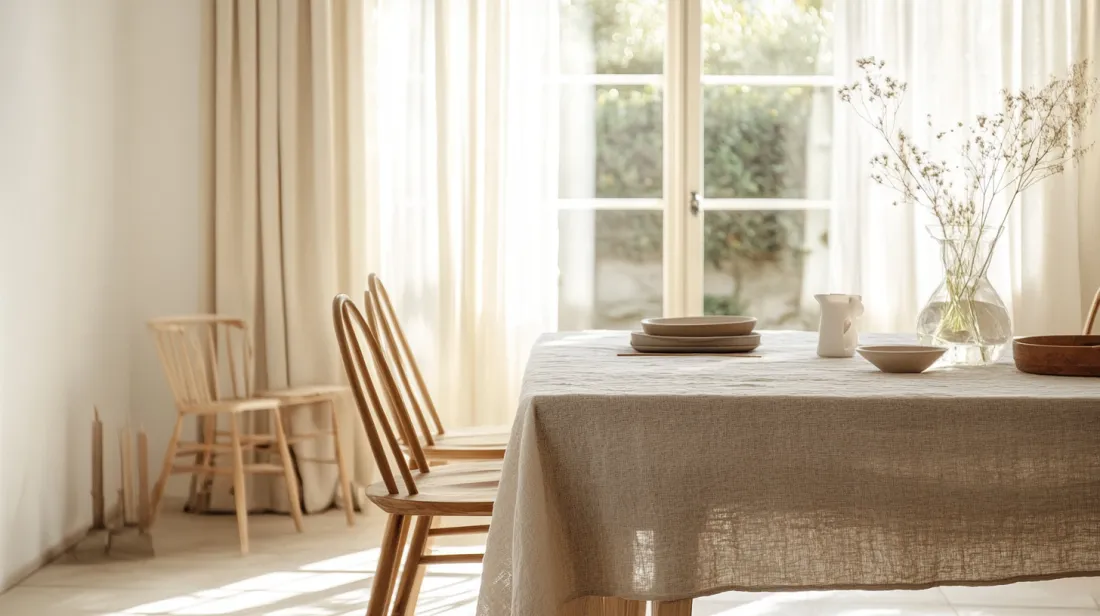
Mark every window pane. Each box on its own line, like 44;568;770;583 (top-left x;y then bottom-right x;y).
559;209;663;330
702;0;833;76
702;209;827;329
560;85;663;199
561;0;665;75
703;85;832;199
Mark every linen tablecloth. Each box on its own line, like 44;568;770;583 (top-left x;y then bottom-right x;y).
477;331;1100;615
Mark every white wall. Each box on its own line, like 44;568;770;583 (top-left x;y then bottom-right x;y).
116;0;210;503
0;0;209;591
0;0;130;590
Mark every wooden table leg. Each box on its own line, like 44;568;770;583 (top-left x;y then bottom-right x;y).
605;598;645;616
563;597;645;615
652;599;693;615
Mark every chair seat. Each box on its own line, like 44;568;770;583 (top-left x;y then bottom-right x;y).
441;424;511;442
366;461;501;516
423;425;510;460
257;384;349;406
181;398;282;415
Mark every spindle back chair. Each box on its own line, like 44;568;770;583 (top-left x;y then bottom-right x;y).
366;274;508;462
147;316;304;554
332;294;499;615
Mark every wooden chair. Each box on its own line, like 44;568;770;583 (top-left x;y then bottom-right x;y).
333;294;499;615
366;274;509;462
147;316;304;554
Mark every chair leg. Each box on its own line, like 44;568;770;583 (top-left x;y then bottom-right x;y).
228;414;250;555
399;516;437;616
388;516;414;615
193;414;218;513
328;398;356;526
272;407;305;533
391;516;433;616
368;514;408;616
148;414;185;528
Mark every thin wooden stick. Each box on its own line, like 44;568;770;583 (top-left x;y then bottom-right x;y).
120;425;134;525
92;407;105;529
137;428;151;529
616;353;761;358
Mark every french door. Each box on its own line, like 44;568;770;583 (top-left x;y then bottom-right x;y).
557;0;837;331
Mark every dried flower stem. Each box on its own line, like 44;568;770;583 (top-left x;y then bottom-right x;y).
839;58;1098;356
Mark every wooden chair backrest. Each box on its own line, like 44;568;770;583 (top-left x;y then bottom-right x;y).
147;316;254;410
332;294;430;496
1085;287;1100;335
367;274;446;445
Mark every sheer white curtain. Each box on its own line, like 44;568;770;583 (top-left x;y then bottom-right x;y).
365;0;560;428
836;0;1100;334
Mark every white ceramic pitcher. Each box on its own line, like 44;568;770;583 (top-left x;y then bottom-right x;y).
815;294;864;358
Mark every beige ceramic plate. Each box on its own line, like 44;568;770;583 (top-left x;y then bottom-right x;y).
631;331;760;349
857;345;947;374
630;343;760;354
640;316;757;337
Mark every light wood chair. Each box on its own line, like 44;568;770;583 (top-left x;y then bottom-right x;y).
147;316;304;554
366;274;509;462
341;295;652;615
333;294;499;615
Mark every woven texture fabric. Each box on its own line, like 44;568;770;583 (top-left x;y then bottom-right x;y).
477;331;1100;614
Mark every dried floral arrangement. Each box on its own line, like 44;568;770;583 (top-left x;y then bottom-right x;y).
838;58;1098;362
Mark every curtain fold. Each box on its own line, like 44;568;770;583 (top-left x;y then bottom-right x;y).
837;0;1100;335
368;0;560;430
210;0;372;513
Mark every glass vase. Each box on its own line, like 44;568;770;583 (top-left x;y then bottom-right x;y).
916;226;1012;365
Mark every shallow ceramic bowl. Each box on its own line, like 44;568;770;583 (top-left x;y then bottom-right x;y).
640;316;757;337
857;345;947;374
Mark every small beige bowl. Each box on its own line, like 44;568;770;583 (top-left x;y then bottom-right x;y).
856;345;947;374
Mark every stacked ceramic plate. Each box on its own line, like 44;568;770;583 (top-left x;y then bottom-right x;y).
631;316;760;353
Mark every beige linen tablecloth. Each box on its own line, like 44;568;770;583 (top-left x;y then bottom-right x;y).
476;331;1100;615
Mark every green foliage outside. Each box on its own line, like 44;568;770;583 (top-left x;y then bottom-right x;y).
564;0;832;322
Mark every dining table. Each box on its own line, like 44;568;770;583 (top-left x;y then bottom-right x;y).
475;330;1100;615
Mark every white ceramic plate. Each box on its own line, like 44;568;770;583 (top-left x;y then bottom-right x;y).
640;316;757;337
631;331;760;348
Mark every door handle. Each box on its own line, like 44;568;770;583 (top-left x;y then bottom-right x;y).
689;191;701;216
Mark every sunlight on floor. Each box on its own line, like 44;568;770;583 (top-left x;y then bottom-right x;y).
110;547;482;616
4;508;1100;616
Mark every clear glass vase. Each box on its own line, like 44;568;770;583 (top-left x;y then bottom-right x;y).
916;226;1012;365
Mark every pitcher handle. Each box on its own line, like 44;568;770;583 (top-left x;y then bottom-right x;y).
849;296;865;318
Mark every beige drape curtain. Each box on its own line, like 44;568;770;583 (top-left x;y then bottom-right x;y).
207;0;372;513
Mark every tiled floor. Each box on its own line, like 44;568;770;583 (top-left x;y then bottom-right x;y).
3;504;1100;615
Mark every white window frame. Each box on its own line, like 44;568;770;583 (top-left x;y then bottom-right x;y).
557;0;840;319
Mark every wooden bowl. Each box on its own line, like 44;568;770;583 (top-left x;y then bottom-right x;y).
1013;335;1100;377
856;345;947;374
